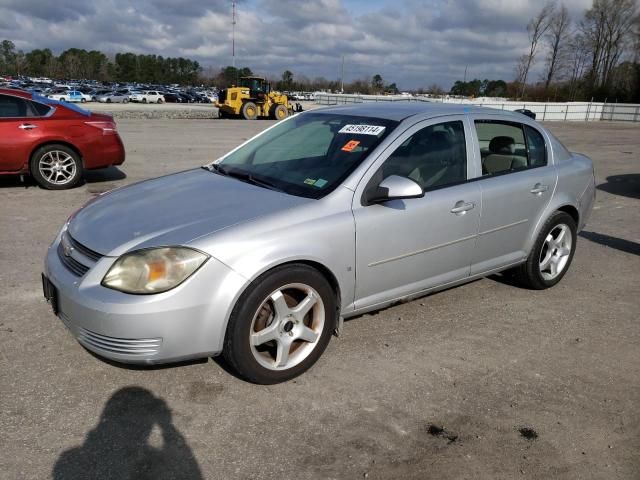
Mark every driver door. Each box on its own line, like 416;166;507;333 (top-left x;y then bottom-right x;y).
352;116;481;309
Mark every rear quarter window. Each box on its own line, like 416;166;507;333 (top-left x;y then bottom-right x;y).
29;101;52;117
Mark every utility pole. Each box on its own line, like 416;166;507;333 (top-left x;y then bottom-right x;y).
340;55;345;93
231;0;236;70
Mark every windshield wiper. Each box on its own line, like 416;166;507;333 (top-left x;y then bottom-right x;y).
203;164;284;192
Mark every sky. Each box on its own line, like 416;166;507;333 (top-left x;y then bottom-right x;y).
0;0;594;89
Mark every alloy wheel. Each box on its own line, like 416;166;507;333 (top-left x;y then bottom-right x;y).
38;150;77;186
539;224;572;280
249;283;325;371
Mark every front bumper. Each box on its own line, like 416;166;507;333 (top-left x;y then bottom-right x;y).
44;234;247;364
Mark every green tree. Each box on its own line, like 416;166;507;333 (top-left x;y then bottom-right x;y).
371;74;384;92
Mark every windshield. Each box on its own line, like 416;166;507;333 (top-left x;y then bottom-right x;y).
32;93;91;116
212;112;398;199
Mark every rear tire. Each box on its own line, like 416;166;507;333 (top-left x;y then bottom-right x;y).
513;211;577;290
30;144;83;190
242;102;258;120
223;264;337;384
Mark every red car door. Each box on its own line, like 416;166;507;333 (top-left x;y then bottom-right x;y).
0;94;40;171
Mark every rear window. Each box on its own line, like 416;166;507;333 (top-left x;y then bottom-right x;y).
33;93;91;116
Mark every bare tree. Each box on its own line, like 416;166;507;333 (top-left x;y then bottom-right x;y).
580;0;638;89
544;3;572;89
567;32;591;99
519;2;555;97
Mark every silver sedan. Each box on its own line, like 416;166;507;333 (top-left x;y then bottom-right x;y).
96;92;129;103
43;103;595;383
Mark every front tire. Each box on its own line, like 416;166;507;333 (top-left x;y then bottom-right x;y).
30;144;83;190
514;211;577;289
270;104;288;120
223;265;337;384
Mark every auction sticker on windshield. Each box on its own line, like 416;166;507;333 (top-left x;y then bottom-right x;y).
338;124;386;135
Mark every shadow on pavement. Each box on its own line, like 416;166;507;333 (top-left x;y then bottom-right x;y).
597;174;640;199
83;166;127;184
579;231;640;256
0;166;126;189
52;386;203;480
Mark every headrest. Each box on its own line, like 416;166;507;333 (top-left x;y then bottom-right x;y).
489;136;515;154
428;131;451;149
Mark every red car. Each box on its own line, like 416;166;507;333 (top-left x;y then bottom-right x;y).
0;88;125;189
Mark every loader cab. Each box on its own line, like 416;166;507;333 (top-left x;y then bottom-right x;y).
239;77;270;99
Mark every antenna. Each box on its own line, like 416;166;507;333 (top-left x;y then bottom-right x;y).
232;0;237;69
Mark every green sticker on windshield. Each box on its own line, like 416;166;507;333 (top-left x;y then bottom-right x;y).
314;179;328;188
304;178;316;185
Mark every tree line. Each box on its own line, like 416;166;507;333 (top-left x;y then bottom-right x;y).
514;0;640;102
0;40;202;85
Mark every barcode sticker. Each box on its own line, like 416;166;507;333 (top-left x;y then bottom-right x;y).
338;124;386;136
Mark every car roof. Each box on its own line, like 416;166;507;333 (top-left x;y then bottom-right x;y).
0;88;32;99
313;102;522;122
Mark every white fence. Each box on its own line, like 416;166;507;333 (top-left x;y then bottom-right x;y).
315;94;640;122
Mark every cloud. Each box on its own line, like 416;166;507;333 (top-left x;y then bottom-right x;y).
0;0;594;89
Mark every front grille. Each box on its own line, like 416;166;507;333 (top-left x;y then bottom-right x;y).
68;234;103;262
76;327;162;356
57;232;103;277
58;243;89;276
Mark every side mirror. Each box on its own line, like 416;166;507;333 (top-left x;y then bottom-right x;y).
365;175;424;205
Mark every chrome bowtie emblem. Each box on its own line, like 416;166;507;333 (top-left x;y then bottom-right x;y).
61;236;74;257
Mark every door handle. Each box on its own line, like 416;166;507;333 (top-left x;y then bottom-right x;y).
530;183;549;195
18;124;38;130
450;201;475;215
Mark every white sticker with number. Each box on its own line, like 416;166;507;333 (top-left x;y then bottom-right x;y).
338;124;386;136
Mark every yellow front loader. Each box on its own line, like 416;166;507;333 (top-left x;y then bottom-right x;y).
216;76;290;120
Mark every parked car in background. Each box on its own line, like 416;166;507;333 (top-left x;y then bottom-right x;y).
0;88;125;189
42;103;595;383
129;91;165;104
47;90;92;103
162;92;183;103
96;92;130;103
89;89;111;101
515;108;537;120
47;90;91;103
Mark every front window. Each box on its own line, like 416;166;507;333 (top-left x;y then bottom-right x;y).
211;112;398;198
376;120;467;191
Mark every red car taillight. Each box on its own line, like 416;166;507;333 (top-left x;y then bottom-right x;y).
85;121;118;135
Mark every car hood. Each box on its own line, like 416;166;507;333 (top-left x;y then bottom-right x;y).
68;168;311;257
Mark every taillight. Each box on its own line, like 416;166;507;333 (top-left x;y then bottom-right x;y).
85;121;117;135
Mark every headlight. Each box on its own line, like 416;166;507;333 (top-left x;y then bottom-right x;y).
102;247;209;294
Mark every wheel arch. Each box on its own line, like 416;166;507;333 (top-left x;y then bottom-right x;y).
29;140;84;173
557;204;580;227
525;200;580;255
243;259;342;312
218;258;344;349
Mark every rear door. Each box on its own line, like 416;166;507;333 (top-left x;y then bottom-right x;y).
0;94;43;171
469;117;557;274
